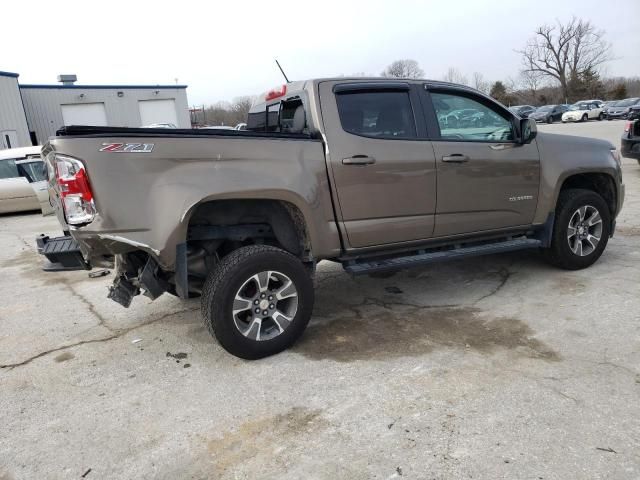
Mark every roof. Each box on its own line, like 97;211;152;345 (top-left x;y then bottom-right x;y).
0;71;19;78
20;84;187;90
0;146;42;161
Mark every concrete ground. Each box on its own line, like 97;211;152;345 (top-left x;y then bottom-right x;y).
1;120;639;480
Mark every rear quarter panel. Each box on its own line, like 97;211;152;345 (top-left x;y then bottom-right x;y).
47;135;341;268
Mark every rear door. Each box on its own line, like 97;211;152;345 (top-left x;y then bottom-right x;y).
423;86;540;237
319;81;437;248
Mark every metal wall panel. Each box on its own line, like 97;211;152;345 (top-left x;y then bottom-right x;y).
20;86;190;144
0;75;31;149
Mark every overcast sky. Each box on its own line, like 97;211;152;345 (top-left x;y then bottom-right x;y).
3;0;639;105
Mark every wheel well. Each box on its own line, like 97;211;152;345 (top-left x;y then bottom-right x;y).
186;199;310;259
559;173;616;216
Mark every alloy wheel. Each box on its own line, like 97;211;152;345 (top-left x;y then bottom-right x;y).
567;205;603;256
231;270;298;341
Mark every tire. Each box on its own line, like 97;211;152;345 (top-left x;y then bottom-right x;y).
543;189;610;270
201;245;314;359
547;116;553;124
582;114;588;122
598;112;604;121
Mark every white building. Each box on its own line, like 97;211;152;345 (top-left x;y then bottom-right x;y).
0;72;190;149
0;71;31;149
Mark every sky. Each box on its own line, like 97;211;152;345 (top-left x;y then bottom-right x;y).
3;0;639;106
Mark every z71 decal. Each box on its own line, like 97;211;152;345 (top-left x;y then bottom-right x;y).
99;143;154;153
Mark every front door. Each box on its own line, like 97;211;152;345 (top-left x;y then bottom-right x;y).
319;81;437;248
425;88;540;237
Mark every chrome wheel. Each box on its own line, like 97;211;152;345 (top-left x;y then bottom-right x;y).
232;270;298;341
567;205;603;256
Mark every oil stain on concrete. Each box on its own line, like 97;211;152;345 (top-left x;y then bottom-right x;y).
205;407;326;476
54;352;75;363
297;305;560;363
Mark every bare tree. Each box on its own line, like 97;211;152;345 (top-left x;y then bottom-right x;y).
442;67;468;86
381;59;424;79
519;17;612;101
472;72;489;93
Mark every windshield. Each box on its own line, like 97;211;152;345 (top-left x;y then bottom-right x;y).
536;106;553;112
616;98;639;107
569;103;589;111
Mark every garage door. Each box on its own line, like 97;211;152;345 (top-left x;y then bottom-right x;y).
138;99;178;127
61;103;108;126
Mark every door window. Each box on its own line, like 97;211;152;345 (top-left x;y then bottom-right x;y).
0;159;20;179
336;91;417;139
431;92;514;142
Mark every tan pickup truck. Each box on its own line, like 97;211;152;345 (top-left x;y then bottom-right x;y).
38;78;625;359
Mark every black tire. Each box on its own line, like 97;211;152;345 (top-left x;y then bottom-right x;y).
543;189;611;270
582;114;588;122
598;112;604;121
547;116;553;124
201;245;314;359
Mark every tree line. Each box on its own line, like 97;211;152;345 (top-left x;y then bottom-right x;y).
195;16;636;126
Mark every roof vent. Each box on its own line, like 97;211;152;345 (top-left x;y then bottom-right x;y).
57;74;77;85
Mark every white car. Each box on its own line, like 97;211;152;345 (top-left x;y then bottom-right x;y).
0;146;53;215
562;102;604;123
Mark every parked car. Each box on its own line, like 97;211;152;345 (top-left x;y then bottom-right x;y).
509;105;536;118
604;98;640;120
621;120;640;164
562;102;604;122
37;78;624;359
0;146;52;215
529;105;567;123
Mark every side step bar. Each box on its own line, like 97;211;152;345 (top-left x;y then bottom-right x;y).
343;237;542;275
36;234;90;271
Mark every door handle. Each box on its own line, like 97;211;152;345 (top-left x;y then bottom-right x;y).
342;155;376;165
441;154;469;163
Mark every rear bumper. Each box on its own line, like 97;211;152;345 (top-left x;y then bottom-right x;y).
36;234;90;271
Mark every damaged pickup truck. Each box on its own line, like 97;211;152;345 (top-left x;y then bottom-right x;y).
38;78;625;359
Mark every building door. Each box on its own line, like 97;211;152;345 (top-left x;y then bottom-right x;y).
138;99;178;127
61;103;108;126
1;130;19;150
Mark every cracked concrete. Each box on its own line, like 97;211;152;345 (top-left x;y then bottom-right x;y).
1;120;639;479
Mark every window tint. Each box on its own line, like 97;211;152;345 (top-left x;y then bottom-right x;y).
431;92;514;142
336;91;417;139
0;159;20;179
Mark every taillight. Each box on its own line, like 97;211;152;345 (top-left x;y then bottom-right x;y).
54;154;96;225
265;85;287;101
624;121;632;134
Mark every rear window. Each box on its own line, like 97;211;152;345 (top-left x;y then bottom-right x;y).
247;98;305;133
0;159;20;179
335;90;417;139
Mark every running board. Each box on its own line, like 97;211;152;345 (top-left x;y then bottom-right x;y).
343;238;542;275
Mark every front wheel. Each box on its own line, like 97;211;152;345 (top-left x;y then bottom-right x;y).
547;116;553;124
543;189;610;270
201;245;314;359
582;114;588;122
598;112;604;121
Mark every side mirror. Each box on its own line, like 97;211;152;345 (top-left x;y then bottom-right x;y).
519;118;537;144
